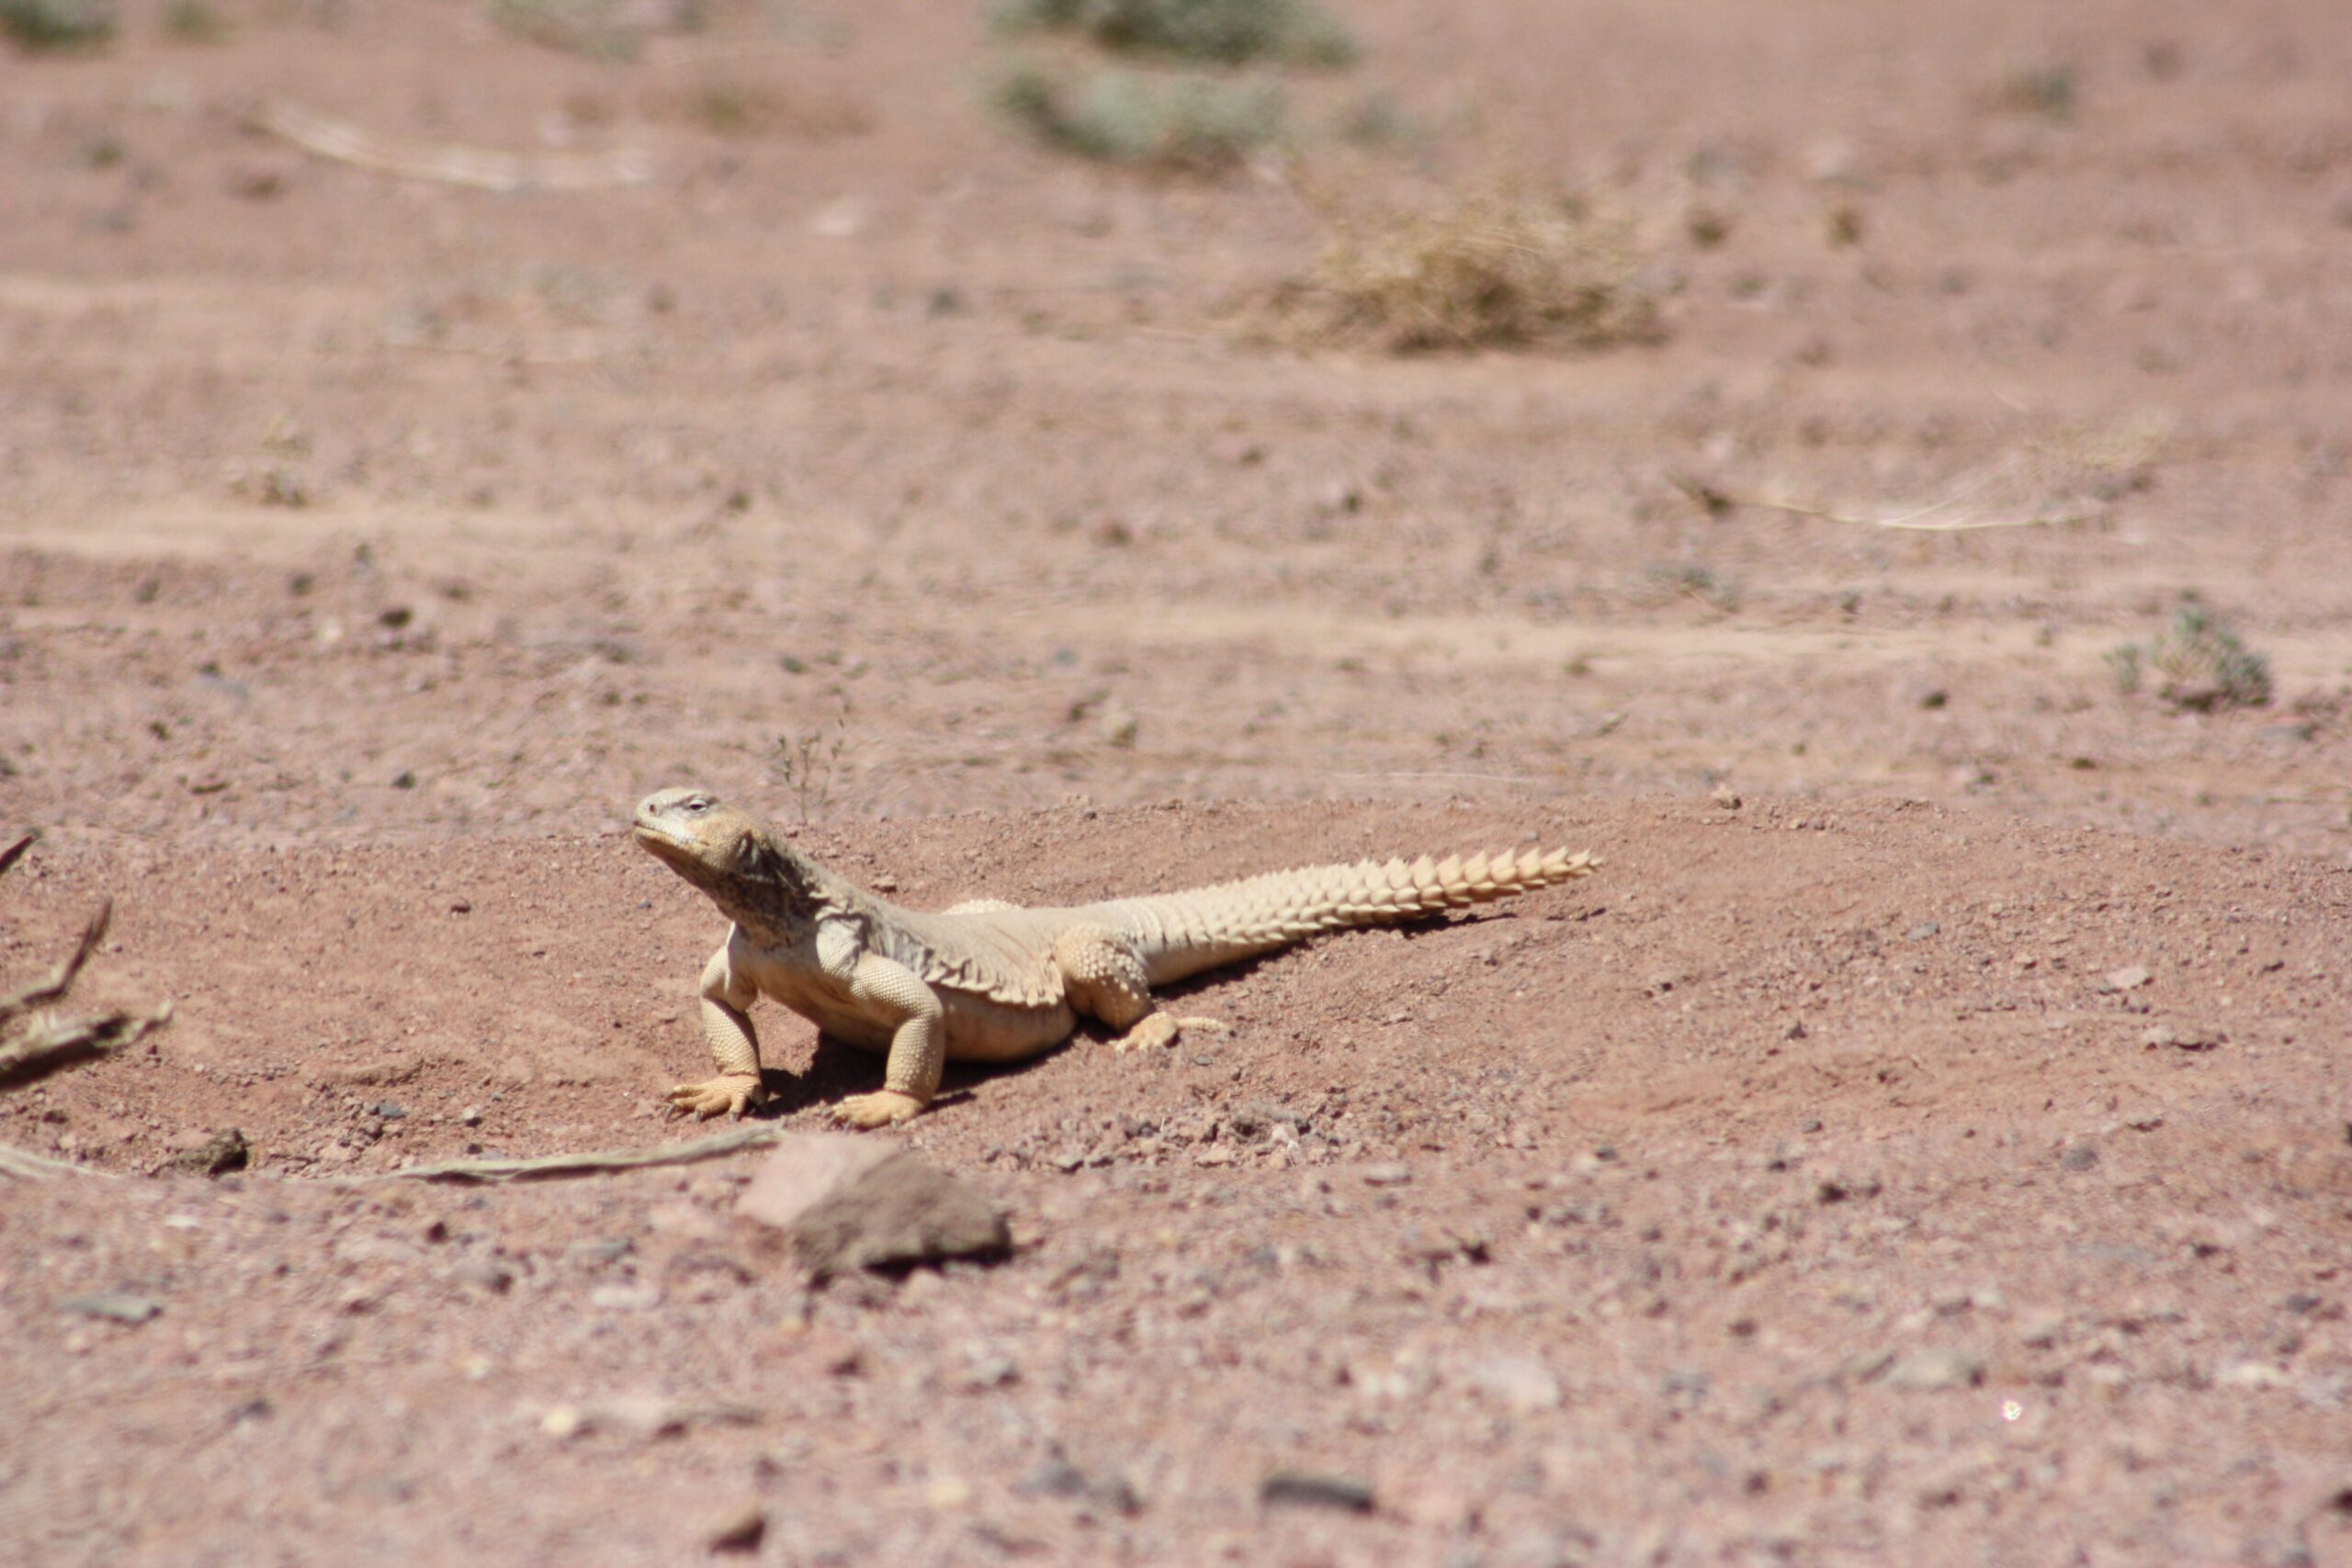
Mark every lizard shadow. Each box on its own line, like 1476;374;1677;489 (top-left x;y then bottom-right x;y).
746;912;1526;1115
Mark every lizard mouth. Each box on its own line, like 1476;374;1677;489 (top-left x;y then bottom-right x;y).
631;818;694;856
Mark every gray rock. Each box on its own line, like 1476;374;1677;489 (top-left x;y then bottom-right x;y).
1261;1470;1375;1514
736;1134;1009;1279
59;1292;162;1325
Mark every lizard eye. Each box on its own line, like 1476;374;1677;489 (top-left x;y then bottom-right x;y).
682;795;710;815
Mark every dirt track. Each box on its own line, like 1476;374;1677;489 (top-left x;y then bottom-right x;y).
4;1;2351;1563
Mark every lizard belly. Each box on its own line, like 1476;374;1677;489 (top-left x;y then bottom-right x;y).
938;989;1076;1064
734;941;1073;1061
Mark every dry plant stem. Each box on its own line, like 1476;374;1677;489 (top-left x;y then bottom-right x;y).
0;833;33;881
248;100;654;193
0;899;110;1030
0;1143;121;1180
352;1122;791;1185
0;1005;171;1089
1731;493;2085;532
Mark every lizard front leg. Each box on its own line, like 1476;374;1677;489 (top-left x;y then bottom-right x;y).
1052;927;1228;1055
827;949;948;1129
670;940;769;1119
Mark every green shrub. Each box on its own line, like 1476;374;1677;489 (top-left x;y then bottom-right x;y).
993;0;1354;67
2109;604;2271;711
989;61;1286;173
1;0;115;51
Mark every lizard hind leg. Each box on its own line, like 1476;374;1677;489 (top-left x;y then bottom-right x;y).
1051;926;1228;1056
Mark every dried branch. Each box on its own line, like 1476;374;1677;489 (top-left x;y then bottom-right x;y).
0;1001;172;1089
248;100;655;194
0;900;110;1030
348;1122;791;1185
0;1144;121;1181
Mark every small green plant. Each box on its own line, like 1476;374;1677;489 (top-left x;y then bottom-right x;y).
1991;62;2078;121
1334;88;1420;149
486;0;655;60
1645;561;1742;613
2109;603;2271;711
989;60;1285;173
163;0;225;41
992;0;1354;67
0;0;115;51
1289;183;1662;352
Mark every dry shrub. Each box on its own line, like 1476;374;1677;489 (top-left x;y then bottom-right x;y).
1286;184;1662;353
0;835;171;1091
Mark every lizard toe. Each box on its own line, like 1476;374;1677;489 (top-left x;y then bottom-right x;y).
829;1090;926;1129
668;1075;764;1120
1108;1014;1227;1055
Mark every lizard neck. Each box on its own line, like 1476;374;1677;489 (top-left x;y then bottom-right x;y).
684;835;843;944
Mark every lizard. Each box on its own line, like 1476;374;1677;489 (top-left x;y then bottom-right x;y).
630;787;1600;1128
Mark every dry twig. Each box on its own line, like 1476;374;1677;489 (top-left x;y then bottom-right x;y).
349;1122;791;1185
249;100;655;193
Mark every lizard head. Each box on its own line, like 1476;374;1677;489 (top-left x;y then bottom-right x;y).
632;788;814;929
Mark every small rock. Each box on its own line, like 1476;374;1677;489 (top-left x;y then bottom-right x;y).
1907;922;1940;941
735;1134;1009;1280
589;1282;664;1312
2059;1144;2100;1171
2216;1361;2291;1390
703;1500;766;1554
2104;965;2153;992
374;1102;407;1121
1465;1353;1564;1413
163;1128;249;1178
1098;706;1139;749
539;1404;587;1439
459;1105;483;1126
1359;1162;1412;1187
2143;1023;2222;1051
447;1258;514;1294
59;1292;162;1325
1884;1348;1984;1392
1017;1457;1140;1515
1261;1470;1375;1514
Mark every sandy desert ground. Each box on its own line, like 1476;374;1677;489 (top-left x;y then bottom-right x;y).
3;1;2350;1563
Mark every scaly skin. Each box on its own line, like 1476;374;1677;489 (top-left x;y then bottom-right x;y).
631;788;1600;1128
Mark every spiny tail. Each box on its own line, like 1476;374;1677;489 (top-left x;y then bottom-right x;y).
1110;845;1600;984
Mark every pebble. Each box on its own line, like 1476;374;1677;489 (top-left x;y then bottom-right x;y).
2105;965;2153;991
1359;1162;1412;1187
703;1500;766;1554
1465;1353;1564;1413
58;1292;162;1325
1260;1470;1375;1514
2059;1144;2100;1171
1883;1348;1985;1391
588;1282;664;1312
2143;1023;2222;1051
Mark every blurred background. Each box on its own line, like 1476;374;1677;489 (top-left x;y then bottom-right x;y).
2;0;2347;851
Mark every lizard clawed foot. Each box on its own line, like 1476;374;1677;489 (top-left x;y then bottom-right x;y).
828;1089;927;1129
667;1073;767;1120
1109;1015;1228;1056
